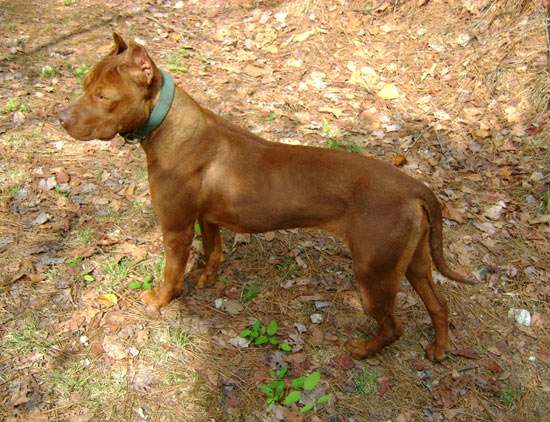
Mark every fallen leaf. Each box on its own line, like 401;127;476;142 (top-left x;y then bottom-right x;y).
443;203;465;224
480;358;502;374
453;346;480;359
233;233;251;246
484;201;506;220
377;83;400;100
97;293;118;307
391;154;407;167
295;29;316;42
308;326;324;346
335;353;354;369
473;221;496;235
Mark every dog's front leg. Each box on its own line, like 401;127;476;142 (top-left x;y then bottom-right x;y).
141;225;194;313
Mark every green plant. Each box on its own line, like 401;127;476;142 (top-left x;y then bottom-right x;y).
178;45;193;58
240;320;292;351
82;272;95;284
261;367;288;406
260;369;331;413
5;97;18;113
353;366;378;397
65;256;83;267
324;138;364;153
167;56;188;73
4;97;27;114
8;185;21;197
500;385;521;408
64;0;78;5
128;274;153;290
240;282;262;303
41;65;55;78
74;64;89;81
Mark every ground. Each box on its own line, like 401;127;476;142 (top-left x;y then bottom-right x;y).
0;0;549;421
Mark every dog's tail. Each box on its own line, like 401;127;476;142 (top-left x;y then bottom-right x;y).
418;187;476;285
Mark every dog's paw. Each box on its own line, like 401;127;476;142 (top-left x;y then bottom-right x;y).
345;339;370;360
188;268;216;289
425;342;448;362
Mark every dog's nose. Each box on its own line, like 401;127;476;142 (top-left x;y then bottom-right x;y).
58;108;74;128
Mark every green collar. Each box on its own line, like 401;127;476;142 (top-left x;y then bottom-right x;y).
122;69;175;142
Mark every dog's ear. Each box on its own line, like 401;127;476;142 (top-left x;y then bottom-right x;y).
110;32;128;55
127;41;156;86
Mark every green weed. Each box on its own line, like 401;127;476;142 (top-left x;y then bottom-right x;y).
353;366;378;398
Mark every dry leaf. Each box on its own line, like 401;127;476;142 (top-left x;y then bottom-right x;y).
377;83;400;100
443;203;465;223
295;29;315;42
97;293;118;307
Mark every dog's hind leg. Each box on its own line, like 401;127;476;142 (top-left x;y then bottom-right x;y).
345;264;403;359
194;219;224;288
345;203;424;359
406;223;450;361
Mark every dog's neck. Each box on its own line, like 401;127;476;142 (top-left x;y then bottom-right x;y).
140;85;206;160
121;69;175;142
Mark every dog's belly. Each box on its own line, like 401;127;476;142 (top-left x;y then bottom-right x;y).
202;188;347;234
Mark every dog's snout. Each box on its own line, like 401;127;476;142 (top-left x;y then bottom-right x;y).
58;108;74;128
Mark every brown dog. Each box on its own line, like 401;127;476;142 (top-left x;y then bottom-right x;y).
59;33;474;361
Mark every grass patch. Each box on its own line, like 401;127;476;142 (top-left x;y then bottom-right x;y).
142;343;170;363
48;361;124;404
276;256;300;280
240;282;263;303
353;366;378;398
3;315;58;353
500;385;521;408
170;327;191;349
76;228;95;245
4;97;28;113
101;257;132;292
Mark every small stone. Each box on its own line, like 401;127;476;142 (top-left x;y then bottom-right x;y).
32;212;51;225
314;301;331;310
310;313;324;324
12;111;25;127
38;177;57;191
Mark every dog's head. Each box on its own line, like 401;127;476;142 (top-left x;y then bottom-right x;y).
59;33;161;141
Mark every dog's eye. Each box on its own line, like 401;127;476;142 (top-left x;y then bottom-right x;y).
96;92;109;101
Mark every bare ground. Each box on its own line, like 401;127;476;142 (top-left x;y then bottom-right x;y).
0;0;549;421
